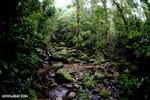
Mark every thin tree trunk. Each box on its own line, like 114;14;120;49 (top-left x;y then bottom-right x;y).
113;0;129;33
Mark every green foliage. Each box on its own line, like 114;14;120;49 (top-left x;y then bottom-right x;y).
128;22;150;58
0;0;55;98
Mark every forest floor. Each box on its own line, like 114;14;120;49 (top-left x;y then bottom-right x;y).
33;43;137;100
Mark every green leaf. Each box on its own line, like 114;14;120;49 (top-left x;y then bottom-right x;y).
0;61;8;69
0;70;2;74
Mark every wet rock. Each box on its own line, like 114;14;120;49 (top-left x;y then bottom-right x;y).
74;83;80;88
89;59;96;63
52;62;63;70
48;87;69;99
63;83;74;88
90;95;102;100
100;89;110;98
48;89;63;100
67;92;76;99
55;68;73;83
67;57;74;64
74;59;81;63
49;72;55;77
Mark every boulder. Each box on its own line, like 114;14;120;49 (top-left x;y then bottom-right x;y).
52;62;63;70
55;68;73;83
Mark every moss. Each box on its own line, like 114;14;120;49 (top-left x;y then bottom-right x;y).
109;62;119;68
97;66;104;70
56;68;73;82
59;42;65;46
93;61;101;65
54;53;63;59
67;57;74;64
61;48;68;56
49;83;58;88
95;72;104;79
92;89;99;94
33;82;42;91
101;59;106;63
103;79;109;85
87;83;95;89
100;89;110;97
81;54;89;61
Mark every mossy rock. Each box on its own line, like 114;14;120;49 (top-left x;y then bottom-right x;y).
60;48;68;56
93;61;101;65
109;62;119;68
33;82;42;91
105;73;113;78
59;42;65;46
74;59;81;63
101;59;106;63
81;54;89;61
52;62;63;70
86;83;95;89
89;59;96;63
49;83;58;88
38;69;46;76
97;66;104;70
92;89;99;94
67;57;74;64
55;68;73;83
53;52;64;59
100;89;110;98
95;72;104;79
103;79;109;85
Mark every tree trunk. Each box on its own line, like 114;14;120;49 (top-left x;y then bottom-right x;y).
113;0;129;33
